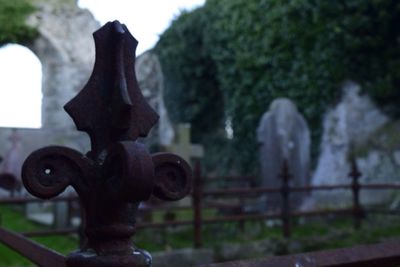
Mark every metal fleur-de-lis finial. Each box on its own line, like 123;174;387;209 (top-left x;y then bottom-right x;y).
21;21;192;267
64;21;159;157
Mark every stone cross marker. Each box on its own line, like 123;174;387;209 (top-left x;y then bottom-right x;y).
2;129;23;181
167;123;204;165
257;98;310;210
0;130;22;196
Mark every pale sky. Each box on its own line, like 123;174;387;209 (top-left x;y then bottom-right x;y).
0;0;205;128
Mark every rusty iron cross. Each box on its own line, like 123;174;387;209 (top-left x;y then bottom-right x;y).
20;21;192;267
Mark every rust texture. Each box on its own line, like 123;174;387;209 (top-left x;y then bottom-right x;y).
192;161;203;248
197;240;400;267
279;159;291;238
349;156;363;229
20;20;192;267
0;173;20;195
0;227;66;267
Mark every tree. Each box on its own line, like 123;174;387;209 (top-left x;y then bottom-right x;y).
155;8;224;143
156;0;400;173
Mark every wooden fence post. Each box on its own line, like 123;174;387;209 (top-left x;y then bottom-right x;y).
349;156;363;229
193;161;203;248
280;159;291;238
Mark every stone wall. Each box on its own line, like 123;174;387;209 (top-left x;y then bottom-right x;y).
26;0;99;129
0;1;173;167
0;0;98;173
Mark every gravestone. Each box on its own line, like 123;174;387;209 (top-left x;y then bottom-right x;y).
310;81;391;207
0;130;23;196
166;124;203;208
167;124;204;166
26;190;74;228
257;98;310;210
1;130;23;181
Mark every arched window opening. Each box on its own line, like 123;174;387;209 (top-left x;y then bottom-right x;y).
0;44;42;128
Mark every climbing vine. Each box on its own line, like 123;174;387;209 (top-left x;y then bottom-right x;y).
0;0;37;46
156;0;400;174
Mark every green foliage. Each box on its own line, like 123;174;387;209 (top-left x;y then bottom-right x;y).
155;8;224;143
0;0;38;46
156;0;400;173
2;204;400;265
0;205;77;266
354;121;400;157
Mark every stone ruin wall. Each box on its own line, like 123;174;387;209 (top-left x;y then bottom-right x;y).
0;0;174;176
0;1;99;169
309;81;400;208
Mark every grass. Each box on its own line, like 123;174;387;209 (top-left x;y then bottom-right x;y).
0;204;78;267
135;211;400;254
1;204;400;266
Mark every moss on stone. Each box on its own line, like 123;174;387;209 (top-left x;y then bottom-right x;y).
0;0;38;46
354;121;400;157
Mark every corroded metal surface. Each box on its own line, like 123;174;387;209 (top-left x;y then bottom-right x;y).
192;161;203;248
279;159;291;238
19;20;192;267
349;156;363;229
0;227;66;267
198;241;400;267
0;173;20;192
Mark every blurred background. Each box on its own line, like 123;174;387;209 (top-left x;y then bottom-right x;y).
0;0;400;266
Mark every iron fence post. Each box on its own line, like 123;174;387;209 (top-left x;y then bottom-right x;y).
20;21;192;267
349;156;363;230
280;159;291;238
193;161;203;248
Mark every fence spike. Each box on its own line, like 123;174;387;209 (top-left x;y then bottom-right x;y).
19;21;192;267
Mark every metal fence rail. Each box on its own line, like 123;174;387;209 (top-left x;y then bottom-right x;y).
1;163;400;246
198;240;400;267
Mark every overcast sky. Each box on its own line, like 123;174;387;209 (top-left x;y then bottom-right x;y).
0;0;205;128
79;0;205;55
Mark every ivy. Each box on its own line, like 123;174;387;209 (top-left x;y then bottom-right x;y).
156;0;400;174
0;0;37;46
155;8;224;142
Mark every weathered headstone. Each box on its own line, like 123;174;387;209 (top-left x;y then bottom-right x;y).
311;81;391;207
1;130;23;181
167;124;204;166
257;98;310;210
0;130;23;196
53;201;69;228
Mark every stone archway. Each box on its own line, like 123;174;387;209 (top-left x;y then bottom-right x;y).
0;1;173;158
25;1;100;129
0;1;100;162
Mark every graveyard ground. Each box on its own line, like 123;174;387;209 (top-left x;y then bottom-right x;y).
0;204;76;267
1;204;400;266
